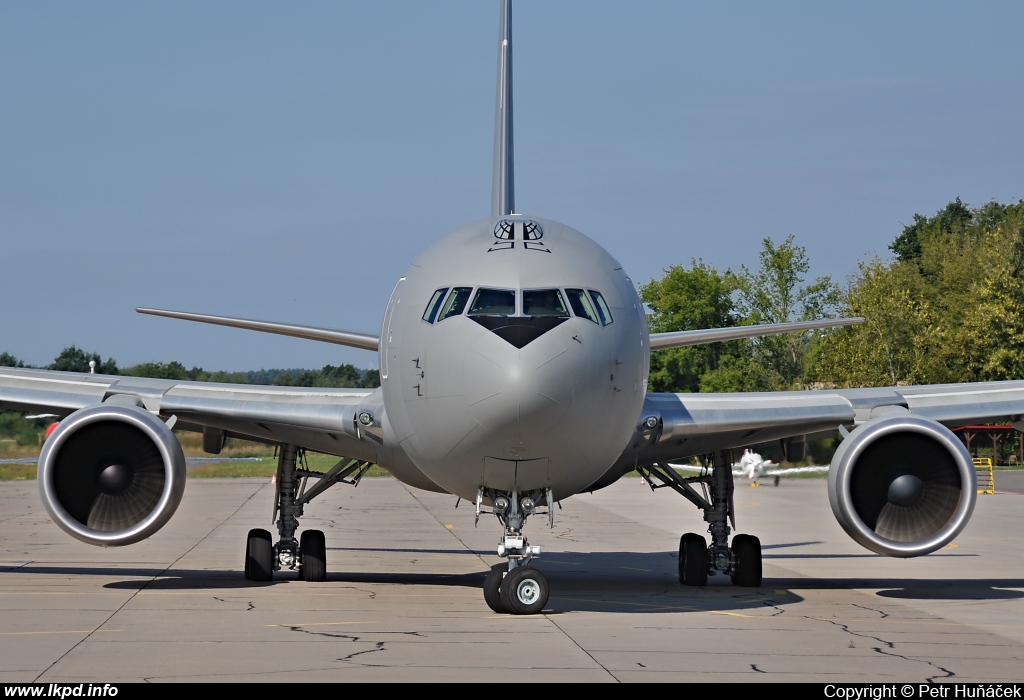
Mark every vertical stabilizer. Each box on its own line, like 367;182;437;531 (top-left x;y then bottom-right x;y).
491;0;515;217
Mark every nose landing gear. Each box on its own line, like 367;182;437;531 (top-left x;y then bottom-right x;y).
478;487;553;614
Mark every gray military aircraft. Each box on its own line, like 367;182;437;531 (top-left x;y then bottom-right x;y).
0;1;1012;614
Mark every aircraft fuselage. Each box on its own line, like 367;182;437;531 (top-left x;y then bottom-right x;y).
379;215;649;501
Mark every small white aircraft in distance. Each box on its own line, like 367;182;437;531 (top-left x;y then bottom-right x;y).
670;451;829;488
0;0;1013;615
735;450;830;486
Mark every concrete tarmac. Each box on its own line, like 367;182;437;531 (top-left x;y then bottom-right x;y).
1;475;1023;683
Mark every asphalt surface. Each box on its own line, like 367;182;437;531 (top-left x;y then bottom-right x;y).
1;474;1023;682
991;469;1024;493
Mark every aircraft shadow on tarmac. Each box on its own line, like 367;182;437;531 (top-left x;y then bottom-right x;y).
765;577;1024;601
5;551;809;614
7;547;1022;612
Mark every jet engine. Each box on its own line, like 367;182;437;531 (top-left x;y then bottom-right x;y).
828;414;976;557
38;403;187;547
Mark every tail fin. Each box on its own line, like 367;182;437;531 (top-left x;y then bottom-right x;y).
491;0;515;217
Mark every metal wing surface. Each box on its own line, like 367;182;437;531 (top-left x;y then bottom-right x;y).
0;367;377;462
639;380;1024;464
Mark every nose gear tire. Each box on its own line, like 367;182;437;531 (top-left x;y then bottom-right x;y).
499;566;549;615
483;563;510;613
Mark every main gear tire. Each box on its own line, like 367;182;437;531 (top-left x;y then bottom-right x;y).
678;532;708;586
300;529;327;582
245;528;273;582
731;534;762;587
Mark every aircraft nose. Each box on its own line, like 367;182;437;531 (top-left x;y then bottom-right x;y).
463;331;574;437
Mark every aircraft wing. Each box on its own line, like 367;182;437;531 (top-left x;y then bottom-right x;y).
0;366;379;463
649;317;863;350
637;380;1024;464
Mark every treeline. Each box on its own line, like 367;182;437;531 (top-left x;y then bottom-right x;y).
0;346;380;389
818;199;1024;387
643;198;1024;393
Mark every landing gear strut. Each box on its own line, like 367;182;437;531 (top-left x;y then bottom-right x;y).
478;487;552;614
243;443;372;582
639;450;762;587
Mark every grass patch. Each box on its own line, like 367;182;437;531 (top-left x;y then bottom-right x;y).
0;464;37;480
0;452;391;480
175;432;275;459
0;440;43;460
175;455;392;479
188;459;278;478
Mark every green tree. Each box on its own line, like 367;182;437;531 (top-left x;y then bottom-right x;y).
363;368;381;388
316;364;365;388
726;235;839;389
640;236;835;392
49;346;118;375
0;411;44;445
937;201;1024;382
815;199;1024;387
205;370;251;384
698;353;779;392
639;260;740;392
811;258;931;387
890;197;973;265
0;352;25;368
121;361;190;380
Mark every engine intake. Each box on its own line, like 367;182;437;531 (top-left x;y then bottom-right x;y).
38;403;186;546
828;414;976;557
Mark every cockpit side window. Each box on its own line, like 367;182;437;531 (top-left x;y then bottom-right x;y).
588;290;614;326
523;289;569;317
564;288;599;323
422;287;449;323
468;288;516;316
437;287;473;321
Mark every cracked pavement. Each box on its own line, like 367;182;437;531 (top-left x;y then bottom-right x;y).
1;475;1023;682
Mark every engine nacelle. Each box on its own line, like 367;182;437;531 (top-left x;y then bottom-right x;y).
38;403;187;547
828;414;976;558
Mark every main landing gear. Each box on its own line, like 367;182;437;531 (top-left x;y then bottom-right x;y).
477;487;553;614
244;443;372;583
639;450;762;588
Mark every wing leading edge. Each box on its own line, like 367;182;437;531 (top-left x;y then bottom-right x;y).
0;366;378;462
633;380;1024;466
649;317;864;351
136;308;380;352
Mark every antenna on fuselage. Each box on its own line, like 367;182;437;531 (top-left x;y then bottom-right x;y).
491;0;515;217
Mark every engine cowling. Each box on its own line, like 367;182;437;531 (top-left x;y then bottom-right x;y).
38;403;186;547
828;414;976;557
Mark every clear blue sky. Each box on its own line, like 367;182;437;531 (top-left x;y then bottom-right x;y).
2;1;1022;371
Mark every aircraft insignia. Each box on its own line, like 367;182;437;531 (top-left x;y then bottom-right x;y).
489;219;550;253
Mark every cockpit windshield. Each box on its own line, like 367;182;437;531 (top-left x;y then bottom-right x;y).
564;288;599;323
422;288;449;323
589;290;613;326
425;285;612;326
436;287;473;321
523;289;569;317
468;288;516;316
